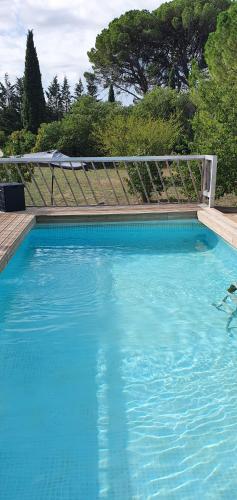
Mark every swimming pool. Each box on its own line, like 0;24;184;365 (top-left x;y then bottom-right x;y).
0;220;237;499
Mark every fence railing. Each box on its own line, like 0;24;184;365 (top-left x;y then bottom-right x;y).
0;155;217;208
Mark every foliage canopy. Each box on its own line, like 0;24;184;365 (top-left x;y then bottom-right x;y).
191;73;237;198
205;2;237;83
88;0;231;97
94;112;180;201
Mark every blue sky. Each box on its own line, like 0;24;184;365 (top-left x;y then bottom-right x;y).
0;0;167;96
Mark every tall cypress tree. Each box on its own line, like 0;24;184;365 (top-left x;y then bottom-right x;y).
108;84;115;102
22;30;46;133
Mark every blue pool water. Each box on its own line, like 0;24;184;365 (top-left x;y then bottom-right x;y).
0;221;237;499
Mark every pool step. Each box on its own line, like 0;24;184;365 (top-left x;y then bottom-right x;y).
198;208;237;248
28;204;199;224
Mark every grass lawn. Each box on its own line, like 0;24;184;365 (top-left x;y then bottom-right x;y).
24;164;200;207
25;165;138;207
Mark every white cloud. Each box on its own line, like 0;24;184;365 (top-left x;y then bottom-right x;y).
0;0;166;94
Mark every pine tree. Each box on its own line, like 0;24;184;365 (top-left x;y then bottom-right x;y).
84;72;97;98
0;74;23;134
74;78;84;99
46;76;63;121
22;30;46;133
108;83;115;102
61;76;71;113
0;74;15;108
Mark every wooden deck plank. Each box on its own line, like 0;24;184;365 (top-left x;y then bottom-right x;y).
224;214;237;224
0;215;28;243
0;216;35;253
0;211;35;272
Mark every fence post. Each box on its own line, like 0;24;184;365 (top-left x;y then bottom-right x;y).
209;156;217;208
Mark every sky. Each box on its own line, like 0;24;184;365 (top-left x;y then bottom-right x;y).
0;0;167;97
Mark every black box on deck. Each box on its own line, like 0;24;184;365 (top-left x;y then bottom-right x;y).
0;183;26;212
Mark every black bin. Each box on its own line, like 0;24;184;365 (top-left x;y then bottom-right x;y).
0;183;26;212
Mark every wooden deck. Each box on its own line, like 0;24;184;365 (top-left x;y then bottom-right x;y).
225;213;237;224
0;212;35;272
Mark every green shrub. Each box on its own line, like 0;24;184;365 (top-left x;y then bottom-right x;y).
94;113;180;201
34;96;122;157
191;76;237;199
34;121;62;152
133;87;196;153
0;129;35;183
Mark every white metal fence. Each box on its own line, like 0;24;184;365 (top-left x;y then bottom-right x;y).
0;155;217;208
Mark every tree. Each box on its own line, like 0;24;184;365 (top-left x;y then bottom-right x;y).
0;74;23;135
94;112;179;157
108;84;115;102
0;74;15;109
88;10;157;98
34;96;118;156
46;76;63;121
5;129;36;156
94;113;180;201
34;121;63;152
88;0;231;96
168;67;176;89
22;30;46;133
84;72;98;98
74;78;84;99
15;77;24;123
0;129;35;183
191;72;237;199
58;96;115;155
61;76;72;113
133;87;195;152
205;2;237;83
152;0;231;89
0;131;6;149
